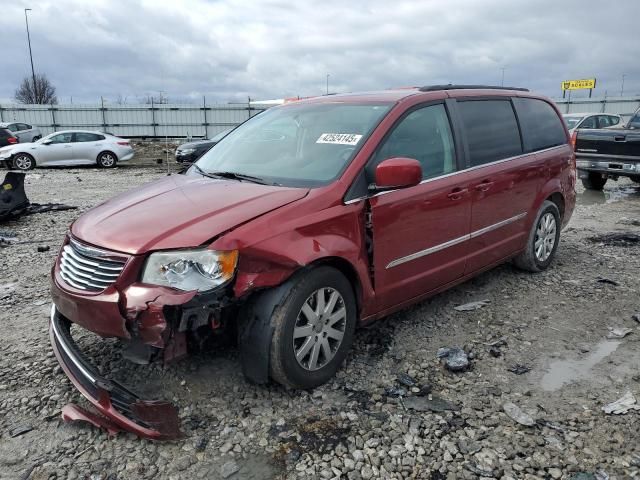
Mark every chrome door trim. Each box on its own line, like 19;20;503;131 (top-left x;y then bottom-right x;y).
469;212;527;239
385;212;527;269
345;144;567;205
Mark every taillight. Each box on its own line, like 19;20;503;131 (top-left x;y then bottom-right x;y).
117;141;129;146
8;137;17;144
570;131;577;150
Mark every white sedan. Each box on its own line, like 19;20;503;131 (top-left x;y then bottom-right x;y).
0;130;134;170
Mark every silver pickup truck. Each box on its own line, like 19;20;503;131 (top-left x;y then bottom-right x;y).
575;107;640;190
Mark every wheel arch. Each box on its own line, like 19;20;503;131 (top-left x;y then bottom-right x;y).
303;256;363;318
97;150;118;163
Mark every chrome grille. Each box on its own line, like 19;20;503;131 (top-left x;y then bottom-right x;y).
59;239;128;292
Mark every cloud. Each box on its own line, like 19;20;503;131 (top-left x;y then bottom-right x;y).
1;0;638;104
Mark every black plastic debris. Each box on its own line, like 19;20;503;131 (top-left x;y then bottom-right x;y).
26;203;77;215
194;435;209;452
508;364;531;375
588;232;640;247
437;347;470;372
37;245;50;252
396;373;418;388
489;346;502;357
384;386;407;398
596;277;619;286
631;313;640;323
10;424;33;438
0;172;29;221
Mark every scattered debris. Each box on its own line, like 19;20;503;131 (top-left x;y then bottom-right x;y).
595;470;610;480
61;404;122;437
489;346;502;357
0;172;29;221
596;277;619;286
384;386;407;398
37;245;50;252
536;419;566;433
396;373;418;388
607;327;633;339
403;395;460;413
588;232;640;247
632;313;640;323
194;436;208;452
508;363;531;375
503;402;535;426
570;474;596;480
26;203;77;215
454;299;490;311
437;347;470;372
9;424;33;438
602;391;640;415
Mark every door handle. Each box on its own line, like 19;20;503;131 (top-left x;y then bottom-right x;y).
447;188;468;200
614;136;626;142
474;181;494;192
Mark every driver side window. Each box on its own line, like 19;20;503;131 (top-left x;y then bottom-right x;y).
369;104;456;181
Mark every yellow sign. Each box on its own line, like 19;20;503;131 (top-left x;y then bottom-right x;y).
562;78;596;90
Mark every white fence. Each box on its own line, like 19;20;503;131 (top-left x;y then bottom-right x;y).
0;101;268;139
1;96;638;139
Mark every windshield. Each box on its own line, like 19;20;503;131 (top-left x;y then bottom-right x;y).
563;116;583;130
191;102;391;187
209;129;232;142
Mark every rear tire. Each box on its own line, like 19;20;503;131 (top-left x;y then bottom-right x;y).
97;151;117;168
12;153;35;171
269;267;357;389
514;200;561;273
581;172;607;190
32;135;42;141
631;176;640;184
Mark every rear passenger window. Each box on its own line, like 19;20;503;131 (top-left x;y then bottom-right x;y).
371;104;456;180
75;132;104;142
513;98;567;152
457;100;522;167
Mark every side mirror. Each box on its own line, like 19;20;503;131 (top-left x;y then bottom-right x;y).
373;157;422;191
41;139;52;145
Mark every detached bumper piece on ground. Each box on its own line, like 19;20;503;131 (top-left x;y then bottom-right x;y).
49;306;181;440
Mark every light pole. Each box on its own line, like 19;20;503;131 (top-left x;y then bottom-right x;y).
621;74;627;96
326;74;330;95
24;8;38;103
500;66;506;87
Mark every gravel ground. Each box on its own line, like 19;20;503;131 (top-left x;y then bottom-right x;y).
0;166;639;480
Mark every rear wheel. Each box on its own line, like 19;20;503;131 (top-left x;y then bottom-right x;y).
269;267;357;389
631;176;640;184
32;135;41;141
97;151;117;168
514;200;561;273
581;172;607;190
12;153;35;171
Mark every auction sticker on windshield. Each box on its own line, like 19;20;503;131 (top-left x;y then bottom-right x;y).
316;133;363;145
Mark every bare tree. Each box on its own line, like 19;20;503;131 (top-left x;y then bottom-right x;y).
14;73;58;104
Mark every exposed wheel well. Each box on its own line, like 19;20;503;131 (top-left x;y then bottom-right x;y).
307;257;362;317
547;192;565;220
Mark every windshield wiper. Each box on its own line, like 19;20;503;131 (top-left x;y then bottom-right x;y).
208;171;272;185
192;164;218;179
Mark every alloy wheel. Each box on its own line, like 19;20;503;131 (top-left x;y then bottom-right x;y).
100;153;115;167
292;287;347;371
14;155;33;170
534;212;556;262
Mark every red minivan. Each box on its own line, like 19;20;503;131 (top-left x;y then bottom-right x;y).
50;85;575;438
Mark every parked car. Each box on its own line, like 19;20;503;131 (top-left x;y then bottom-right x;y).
0;122;41;142
562;113;623;133
0;128;18;148
574;107;640;189
49;85;575;439
175;129;232;164
0;130;134;170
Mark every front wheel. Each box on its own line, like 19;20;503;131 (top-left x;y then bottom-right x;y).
514;200;561;273
97;151;117;168
581;172;607;190
269;267;357;389
12;153;35;171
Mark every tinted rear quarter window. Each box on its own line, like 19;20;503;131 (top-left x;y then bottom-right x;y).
75;132;104;142
457;100;522;167
513;98;567;152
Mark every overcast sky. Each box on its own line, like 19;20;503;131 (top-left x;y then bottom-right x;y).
1;0;638;104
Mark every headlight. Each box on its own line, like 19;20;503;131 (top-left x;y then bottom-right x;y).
177;148;196;155
142;249;238;291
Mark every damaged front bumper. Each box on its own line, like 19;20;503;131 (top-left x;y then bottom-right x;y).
49;305;181;439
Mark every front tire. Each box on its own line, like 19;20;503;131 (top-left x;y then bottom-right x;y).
97;151;117;168
12;153;35;171
514;200;561;273
269;267;357;389
581;172;607;190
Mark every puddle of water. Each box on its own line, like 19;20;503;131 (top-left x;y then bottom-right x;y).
540;340;621;391
578;185;640;206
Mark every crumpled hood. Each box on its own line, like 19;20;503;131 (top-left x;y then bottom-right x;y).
72;174;309;254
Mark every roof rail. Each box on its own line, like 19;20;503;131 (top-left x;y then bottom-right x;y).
419;84;529;92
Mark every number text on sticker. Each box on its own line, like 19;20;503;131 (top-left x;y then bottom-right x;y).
316;133;363;146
